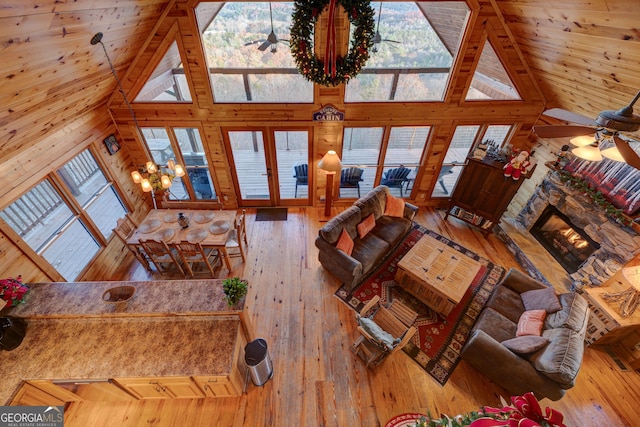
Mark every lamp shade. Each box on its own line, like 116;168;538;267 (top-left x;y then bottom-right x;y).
601;146;626;162
146;161;157;174
174;164;185;177
160;174;172;189
131;170;142;183
572;144;602;161
318;150;342;172
569;135;596;147
141;179;153;193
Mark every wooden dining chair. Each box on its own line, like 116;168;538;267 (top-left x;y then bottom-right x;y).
139;239;185;275
173;241;220;277
112;215;151;271
225;209;247;263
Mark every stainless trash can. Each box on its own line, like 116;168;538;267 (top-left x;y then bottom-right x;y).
244;338;273;386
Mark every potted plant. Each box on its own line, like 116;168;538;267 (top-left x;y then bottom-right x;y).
222;277;248;307
0;276;29;308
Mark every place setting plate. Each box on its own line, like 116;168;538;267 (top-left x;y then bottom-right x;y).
186;228;208;242
209;220;230;235
193;212;216;224
157;228;176;241
138;218;162;233
163;213;179;223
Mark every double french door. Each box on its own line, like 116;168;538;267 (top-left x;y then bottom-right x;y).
223;127;311;207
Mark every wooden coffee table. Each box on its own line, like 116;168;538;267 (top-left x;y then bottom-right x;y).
395;235;482;316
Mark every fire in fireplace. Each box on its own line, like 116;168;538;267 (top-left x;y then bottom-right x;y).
530;205;600;273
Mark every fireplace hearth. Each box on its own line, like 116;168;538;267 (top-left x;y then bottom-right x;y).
530;205;600;273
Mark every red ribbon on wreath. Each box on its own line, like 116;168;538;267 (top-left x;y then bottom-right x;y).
324;0;338;78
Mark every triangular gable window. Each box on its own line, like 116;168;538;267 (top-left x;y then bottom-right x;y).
466;39;521;100
135;40;193;102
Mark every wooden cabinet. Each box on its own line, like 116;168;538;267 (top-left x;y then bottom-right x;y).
445;157;529;236
114;377;205;399
193;375;242;397
10;381;83;406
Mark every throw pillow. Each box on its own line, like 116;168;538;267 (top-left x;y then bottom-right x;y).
336;228;354;256
384;193;405;217
357;213;376;239
516;309;547;337
521;287;562;313
501;336;549;355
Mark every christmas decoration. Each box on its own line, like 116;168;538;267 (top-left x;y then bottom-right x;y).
290;0;375;86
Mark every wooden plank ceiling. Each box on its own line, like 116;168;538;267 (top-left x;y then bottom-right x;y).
1;0;639;167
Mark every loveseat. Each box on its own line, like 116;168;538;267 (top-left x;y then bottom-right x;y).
315;185;418;290
461;268;589;401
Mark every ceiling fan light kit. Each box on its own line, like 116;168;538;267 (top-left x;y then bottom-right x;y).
534;90;640;170
572;144;603;162
569;135;596;147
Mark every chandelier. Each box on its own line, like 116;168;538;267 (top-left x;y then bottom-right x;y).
131;160;185;209
91;32;186;209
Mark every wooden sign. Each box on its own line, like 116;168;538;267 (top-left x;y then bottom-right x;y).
313;105;344;121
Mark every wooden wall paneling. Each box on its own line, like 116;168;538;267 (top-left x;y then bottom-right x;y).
0;230;54;283
201;123;237;208
0;77;116;163
178;7;216;111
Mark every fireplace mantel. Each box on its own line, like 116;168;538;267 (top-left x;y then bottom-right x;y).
503;172;640;290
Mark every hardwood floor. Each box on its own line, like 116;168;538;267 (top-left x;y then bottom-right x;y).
64;207;640;426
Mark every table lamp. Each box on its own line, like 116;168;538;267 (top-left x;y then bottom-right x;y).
318;150;342;219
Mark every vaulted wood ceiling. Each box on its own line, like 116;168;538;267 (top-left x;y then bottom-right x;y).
1;0;639;168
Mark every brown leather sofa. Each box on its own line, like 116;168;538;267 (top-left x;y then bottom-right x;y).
461;268;590;401
315;186;418;290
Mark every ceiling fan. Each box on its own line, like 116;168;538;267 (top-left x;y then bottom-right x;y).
371;2;401;54
245;3;288;53
533;90;640;170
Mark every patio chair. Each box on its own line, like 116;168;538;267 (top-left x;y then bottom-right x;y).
350;295;417;368
437;164;456;194
173;241;220;277
340;167;364;197
139;239;185;275
225;209;248;264
112;215;151;271
380;166;411;197
293;164;308;197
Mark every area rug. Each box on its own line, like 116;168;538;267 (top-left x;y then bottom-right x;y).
334;224;505;385
255;208;288;221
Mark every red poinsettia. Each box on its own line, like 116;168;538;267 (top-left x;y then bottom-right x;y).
472;392;566;427
0;276;29;308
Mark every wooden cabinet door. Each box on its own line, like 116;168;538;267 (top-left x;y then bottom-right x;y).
193;375;241;397
10;381;82;406
113;377;171;399
114;377;204;399
160;377;206;399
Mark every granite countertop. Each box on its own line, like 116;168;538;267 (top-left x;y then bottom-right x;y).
0;280;251;404
4;280;245;318
0;315;240;403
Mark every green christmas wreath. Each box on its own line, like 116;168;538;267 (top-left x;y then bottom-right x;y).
290;0;375;87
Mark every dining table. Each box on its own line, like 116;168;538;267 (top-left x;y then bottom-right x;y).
127;209;237;271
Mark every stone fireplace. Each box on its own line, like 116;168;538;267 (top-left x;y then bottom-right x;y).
499;171;640;291
529;204;600;274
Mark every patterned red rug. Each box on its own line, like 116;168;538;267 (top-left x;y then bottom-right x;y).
335;224;505;385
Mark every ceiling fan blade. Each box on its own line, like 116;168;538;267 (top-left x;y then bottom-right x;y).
533;125;597;138
614;135;640;170
258;41;271;51
542;108;597;126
